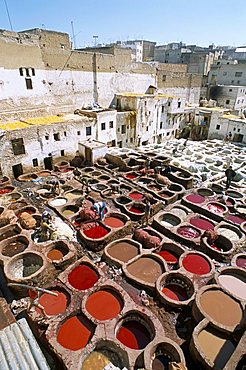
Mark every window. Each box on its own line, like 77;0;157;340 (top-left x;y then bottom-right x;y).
19;67;24;76
160;122;163;129
231;80;234;83
167;132;170;136
216;124;220;130
45;135;49;140
77;131;81;136
130;138;133;143
53;133;60;141
237;80;240;84
64;131;67;137
61;150;65;156
86;126;91;136
162;75;166;82
226;100;230;104
117;127;120;132
101;122;106;130
238;128;241;132
121;125;126;134
168;101;171;107
25;68;30;77
31;68;35;76
146;127;149;131
235;72;242;77
25;78;33;90
11;138;25;155
109;121;114;128
60;44;65;49
32;158;38;167
229;89;232;92
161;106;165;113
237;100;240;104
177;101;181;108
233;127;236;131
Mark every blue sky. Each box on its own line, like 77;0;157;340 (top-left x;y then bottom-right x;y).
1;0;246;47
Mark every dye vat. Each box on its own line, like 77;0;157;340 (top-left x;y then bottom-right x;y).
85;289;123;320
170;207;188;220
68;264;99;290
207;203;226;214
82;351;110;370
199;289;243;328
129;192;144;201
162;283;188;302
0;187;14;195
189;217;214;231
197;188;214;197
126;256;164;284
47;249;64;261
104;217;125;228
160;214;180;227
116;320;151;350
16;209;35;218
1;237;28;257
82;223;109;239
218;273;246;300
125;173;138;179
65;190;84;200
186;194;205;204
196;328;235;368
57;315;94;351
152;354;170;370
128;207;144;214
6;252;43;279
236;256;246;269
217;226;241;242
182;254;211;275
106;241;140;263
115;196;131;205
37;290;68;316
49;198;67;207
157;251;178;265
62;205;79;217
177;226;200;239
227;214;245;225
0;225;21;242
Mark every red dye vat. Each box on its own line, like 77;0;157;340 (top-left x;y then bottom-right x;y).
182;254;211;275
236;257;246;269
177;226;200;239
157;251;178;264
0;188;12;195
83;225;109;239
162;284;188;301
186;194;205;204
227;214;245;225
116;321;150;350
16;209;34;217
210;243;223;252
85;290;123;320
190;217;214;231
129;192;143;201
126;173;137;179
129;207;143;214
68;264;99;290
47;249;64;261
57;316;93;350
37;290;67;316
104;217;124;228
207;203;225;214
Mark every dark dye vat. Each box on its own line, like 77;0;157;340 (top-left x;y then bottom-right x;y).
157;251;178;264
129;192;143;201
68;265;99;290
190;217;214;231
182;254;210;275
2;241;27;257
129;207;144;214
57;316;94;351
236;256;246;269
186;194;205;204
207;203;225;214
116;320;151;350
210;239;227;252
177;226;200;239
152;354;170;370
116;196;131;204
162;284;188;301
227;214;245;225
0;228;20;242
83;224;109;239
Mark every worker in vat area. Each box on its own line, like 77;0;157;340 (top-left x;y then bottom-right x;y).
142;198;151;226
80;175;91;193
145;157;151;176
73;167;81;177
218;191;228;205
225;166;236;189
39;211;56;242
92;201;107;221
202;229;218;245
46;179;64;196
161;164;172;176
110;182;121;194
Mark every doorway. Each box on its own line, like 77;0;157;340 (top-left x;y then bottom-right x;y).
85;147;92;163
12;163;23;179
44;156;53;170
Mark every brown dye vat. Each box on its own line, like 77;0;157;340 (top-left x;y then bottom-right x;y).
199;290;243;327
38;171;50;177
0;226;21;242
218;274;246;300
2;240;28;257
127;257;163;284
104;217;125;228
47;249;64;261
82;352;111;370
107;241;139;263
8;201;28;210
197;328;235;368
63;209;75;217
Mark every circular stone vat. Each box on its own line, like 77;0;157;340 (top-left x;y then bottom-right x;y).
91;171;102;177
196;286;243;330
180;252;212;276
185;194;205;204
0;186;15;195
7;192;22;202
37;289;69;316
217;224;243;242
92;183;108;191
5;252;44;279
8;200;28;211
150;341;185;370
170;207;189;219
128;204;145;215
49;198;67;207
57;315;95;351
65;189;83;199
62;205;79;217
83;167;94;173
129;191;144;201
226;214;245;225
36;170;51;177
217;268;246;301
68;264;99;290
62;185;73;192
1;235;29;257
46;242;69;261
177;226;201;239
189;216;214;231
211;184;224;194
98;175;110;181
82;222;109;239
104;216;125;228
0;176;10;185
0;224;22;242
159;190;175;199
105;240;141;264
206;202;226;215
232;254;246;270
226;190;243;199
205;235;233;254
115;196;131;205
158;272;195;304
116;313;153;350
16;207;36;218
197;188;214;197
159;213;181;227
126;255;165;284
125;172;138;180
85;289;124;320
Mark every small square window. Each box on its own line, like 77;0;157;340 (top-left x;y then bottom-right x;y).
101;122;106;130
32;158;38;167
161;106;165;113
216;124;220;130
121;125;126;134
117;127;120;132
226;100;230;104
19;67;24;76
235;72;242;77
64;131;67;137
160;122;163;129
77;131;81;136
31;68;35;76
25;78;33;90
168;101;171;107
233;127;236;131
45;135;49;140
229;89;232;92
238;128;240;132
167;132;170;136
54;133;60;141
86;126;91;136
109;121;114;128
130;138;133;143
25;68;30;77
61;150;65;156
231;80;234;83
177;101;181;108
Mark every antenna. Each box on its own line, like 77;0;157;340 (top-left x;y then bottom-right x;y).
93;35;98;47
71;21;76;49
3;0;13;31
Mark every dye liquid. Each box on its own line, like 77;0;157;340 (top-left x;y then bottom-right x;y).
68;265;99;290
129;207;143;214
116;320;150;349
127;257;163;284
2;241;27;257
129;192;143;201
85;290;123;320
104;217;124;228
227;214;245;225
190;217;214;231
162;283;188;301
57;316;93;351
47;249;64;261
37;290;67;316
152;354;170;370
186;194;205;204
83;225;109;239
182;254;210;275
108;242;139;262
82;351;110;370
236;257;246;269
126;174;137;179
207;203;225;214
0;188;12;195
157;251;178;264
177;226;200;239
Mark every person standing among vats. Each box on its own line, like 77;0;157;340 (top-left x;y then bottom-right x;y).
80;175;91;194
92;201;107;221
142;198;151;227
225;166;236;189
145;157;151;176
